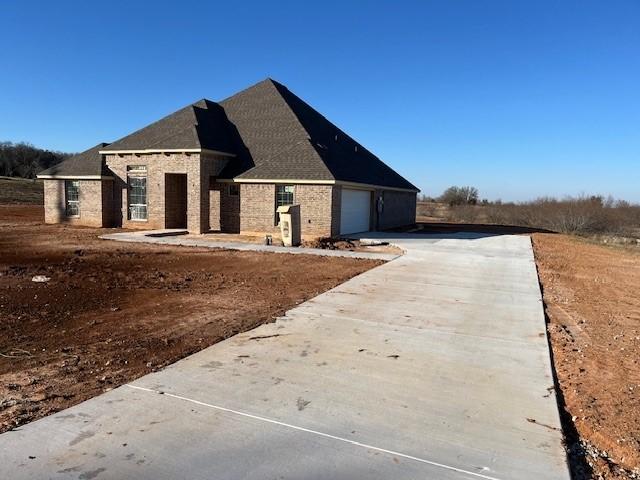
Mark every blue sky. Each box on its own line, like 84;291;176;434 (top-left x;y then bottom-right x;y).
2;1;639;201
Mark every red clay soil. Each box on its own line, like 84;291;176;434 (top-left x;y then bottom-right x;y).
533;233;640;479
0;205;381;433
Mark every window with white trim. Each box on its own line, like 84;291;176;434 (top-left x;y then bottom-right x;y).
127;165;148;221
65;180;80;217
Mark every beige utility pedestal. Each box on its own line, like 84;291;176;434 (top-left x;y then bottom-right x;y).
277;205;301;247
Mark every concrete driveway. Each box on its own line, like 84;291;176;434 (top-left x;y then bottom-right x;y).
0;233;569;479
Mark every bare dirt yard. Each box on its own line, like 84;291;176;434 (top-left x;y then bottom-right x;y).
0;205;381;433
533;234;640;479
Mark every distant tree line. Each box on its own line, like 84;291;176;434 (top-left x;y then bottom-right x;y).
417;185;640;236
0;141;73;179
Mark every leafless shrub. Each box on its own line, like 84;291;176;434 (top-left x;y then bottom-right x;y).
446;204;479;223
416;201;437;218
485;203;514;225
484;196;639;236
418;195;640;237
416;201;453;220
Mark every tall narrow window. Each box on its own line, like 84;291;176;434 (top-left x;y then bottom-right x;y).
65;180;80;217
275;184;294;224
127;165;148;221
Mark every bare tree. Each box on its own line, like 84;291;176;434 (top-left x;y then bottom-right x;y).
438;186;479;206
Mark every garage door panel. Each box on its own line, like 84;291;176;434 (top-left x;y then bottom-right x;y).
340;189;371;235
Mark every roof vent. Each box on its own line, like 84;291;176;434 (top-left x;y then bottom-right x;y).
354;145;358;152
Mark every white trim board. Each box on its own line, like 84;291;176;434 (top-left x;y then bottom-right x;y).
98;148;236;157
36;175;114;180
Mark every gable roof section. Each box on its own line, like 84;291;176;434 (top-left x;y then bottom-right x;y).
37;143;111;178
217;79;333;181
101;100;236;154
218;79;417;191
272;80;418;190
37;80;416;190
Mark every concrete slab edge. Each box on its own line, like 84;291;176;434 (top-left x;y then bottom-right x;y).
526;234;572;478
98;233;399;261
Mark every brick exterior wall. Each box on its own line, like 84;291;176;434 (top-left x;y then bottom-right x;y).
209;187;221;231
295;184;335;237
237;183;415;238
239;183;337;238
104;152;229;233
43;179;110;227
240;184;276;234
375;189;417;230
43;160;415;237
210;182;241;233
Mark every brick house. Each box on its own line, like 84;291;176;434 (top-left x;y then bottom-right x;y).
38;79;418;238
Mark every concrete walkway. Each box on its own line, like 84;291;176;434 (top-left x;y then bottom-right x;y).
99;230;399;261
0;233;569;479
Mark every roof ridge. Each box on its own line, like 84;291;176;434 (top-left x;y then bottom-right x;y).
102;103;202;150
272;82;371;155
219;77;334;178
264;80;311;139
101;99;235;154
219;78;276;104
264;81;334;180
268;82;317;138
269;82;418;191
192;98;217;110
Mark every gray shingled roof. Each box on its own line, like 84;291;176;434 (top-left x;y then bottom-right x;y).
38;143;111;177
218;79;417;190
37;80;417;191
101;99;236;153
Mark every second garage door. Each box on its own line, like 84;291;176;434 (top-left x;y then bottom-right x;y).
340;188;372;235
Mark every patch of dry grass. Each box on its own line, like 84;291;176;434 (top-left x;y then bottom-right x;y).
0;177;43;205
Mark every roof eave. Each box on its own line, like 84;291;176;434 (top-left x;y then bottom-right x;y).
335;180;419;193
98;148;236;157
223;177;418;192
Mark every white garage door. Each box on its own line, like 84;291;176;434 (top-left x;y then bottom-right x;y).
340;188;371;235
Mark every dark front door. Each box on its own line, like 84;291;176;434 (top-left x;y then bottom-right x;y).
165;173;187;229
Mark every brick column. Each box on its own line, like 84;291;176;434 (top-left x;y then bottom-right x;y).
186;154;200;233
